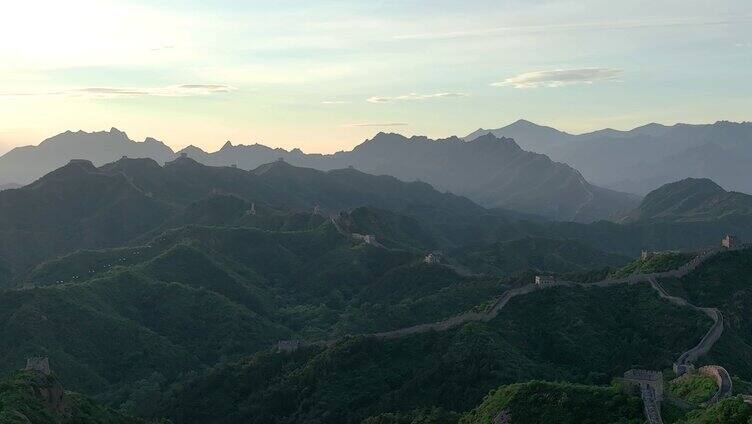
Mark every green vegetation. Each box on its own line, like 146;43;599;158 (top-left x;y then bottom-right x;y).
0;371;153;424
610;252;695;278
2;223;511;411
3;157;750;288
158;284;709;423
459;381;643;424
660;248;752;379
668;373;717;404
454;237;629;276
3;159;752;423
363;408;459;424
673;396;752;423
733;377;752;394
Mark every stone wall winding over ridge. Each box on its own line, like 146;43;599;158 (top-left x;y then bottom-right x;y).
278;245;746;351
275;243;750;422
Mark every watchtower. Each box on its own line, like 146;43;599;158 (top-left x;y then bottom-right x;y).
722;234;737;249
622;369;664;401
424;251;444;264
534;275;556;286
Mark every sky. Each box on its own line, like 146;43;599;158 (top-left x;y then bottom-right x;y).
0;0;751;155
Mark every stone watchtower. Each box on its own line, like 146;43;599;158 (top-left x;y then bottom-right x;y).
423;251;444;264
534;275;556;286
25;357;51;376
622;369;664;401
722;234;737;249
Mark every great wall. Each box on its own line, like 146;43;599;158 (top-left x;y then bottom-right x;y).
276;241;750;423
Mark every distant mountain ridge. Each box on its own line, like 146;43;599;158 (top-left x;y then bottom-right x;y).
621;177;752;223
284;132;637;222
0;128;175;185
467;119;752;195
181;132;639;222
0;128;639;222
0;155;504;280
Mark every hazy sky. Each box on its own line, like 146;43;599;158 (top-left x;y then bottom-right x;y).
1;0;750;154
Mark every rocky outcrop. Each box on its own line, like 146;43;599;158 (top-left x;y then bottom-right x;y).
698;365;733;405
23;358;67;415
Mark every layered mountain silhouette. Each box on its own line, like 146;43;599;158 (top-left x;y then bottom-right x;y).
2;158;747;287
467;119;752;195
0;155;511;279
621;178;752;223
0;128;174;185
2;154;752;422
180;132;640;222
0;129;639;222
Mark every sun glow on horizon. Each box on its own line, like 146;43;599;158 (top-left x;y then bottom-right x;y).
0;0;750;153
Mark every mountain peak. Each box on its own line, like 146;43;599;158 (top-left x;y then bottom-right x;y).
143;136;164;145
502;119;569;135
662;177;724;193
620;177;752;223
356;132;408;149
109;127;128;138
510;118;537;127
251;158;300;176
67;158;96;169
221;141;233;150
468;132;522;149
179;145;207;155
166;152;204;168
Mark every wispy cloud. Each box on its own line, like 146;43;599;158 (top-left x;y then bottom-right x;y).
343;123;408;127
395;15;752;40
0;84;236;99
366;92;466;103
492;68;622;89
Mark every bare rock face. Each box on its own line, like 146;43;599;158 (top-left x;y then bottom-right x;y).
35;376;66;414
23;357;68;415
24;357;51;375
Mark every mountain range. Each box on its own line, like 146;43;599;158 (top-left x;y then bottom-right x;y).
0;153;751;422
0;128;639;222
467;119;752;195
0;155;500;280
0;128;174;185
2;157;749;286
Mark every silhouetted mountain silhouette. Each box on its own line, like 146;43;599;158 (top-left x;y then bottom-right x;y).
0;129;638;222
467;120;752;195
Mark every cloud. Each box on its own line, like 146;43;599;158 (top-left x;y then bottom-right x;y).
321;100;350;104
492;68;622;89
343;123;408;127
0;84;236;99
366;92;466;103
